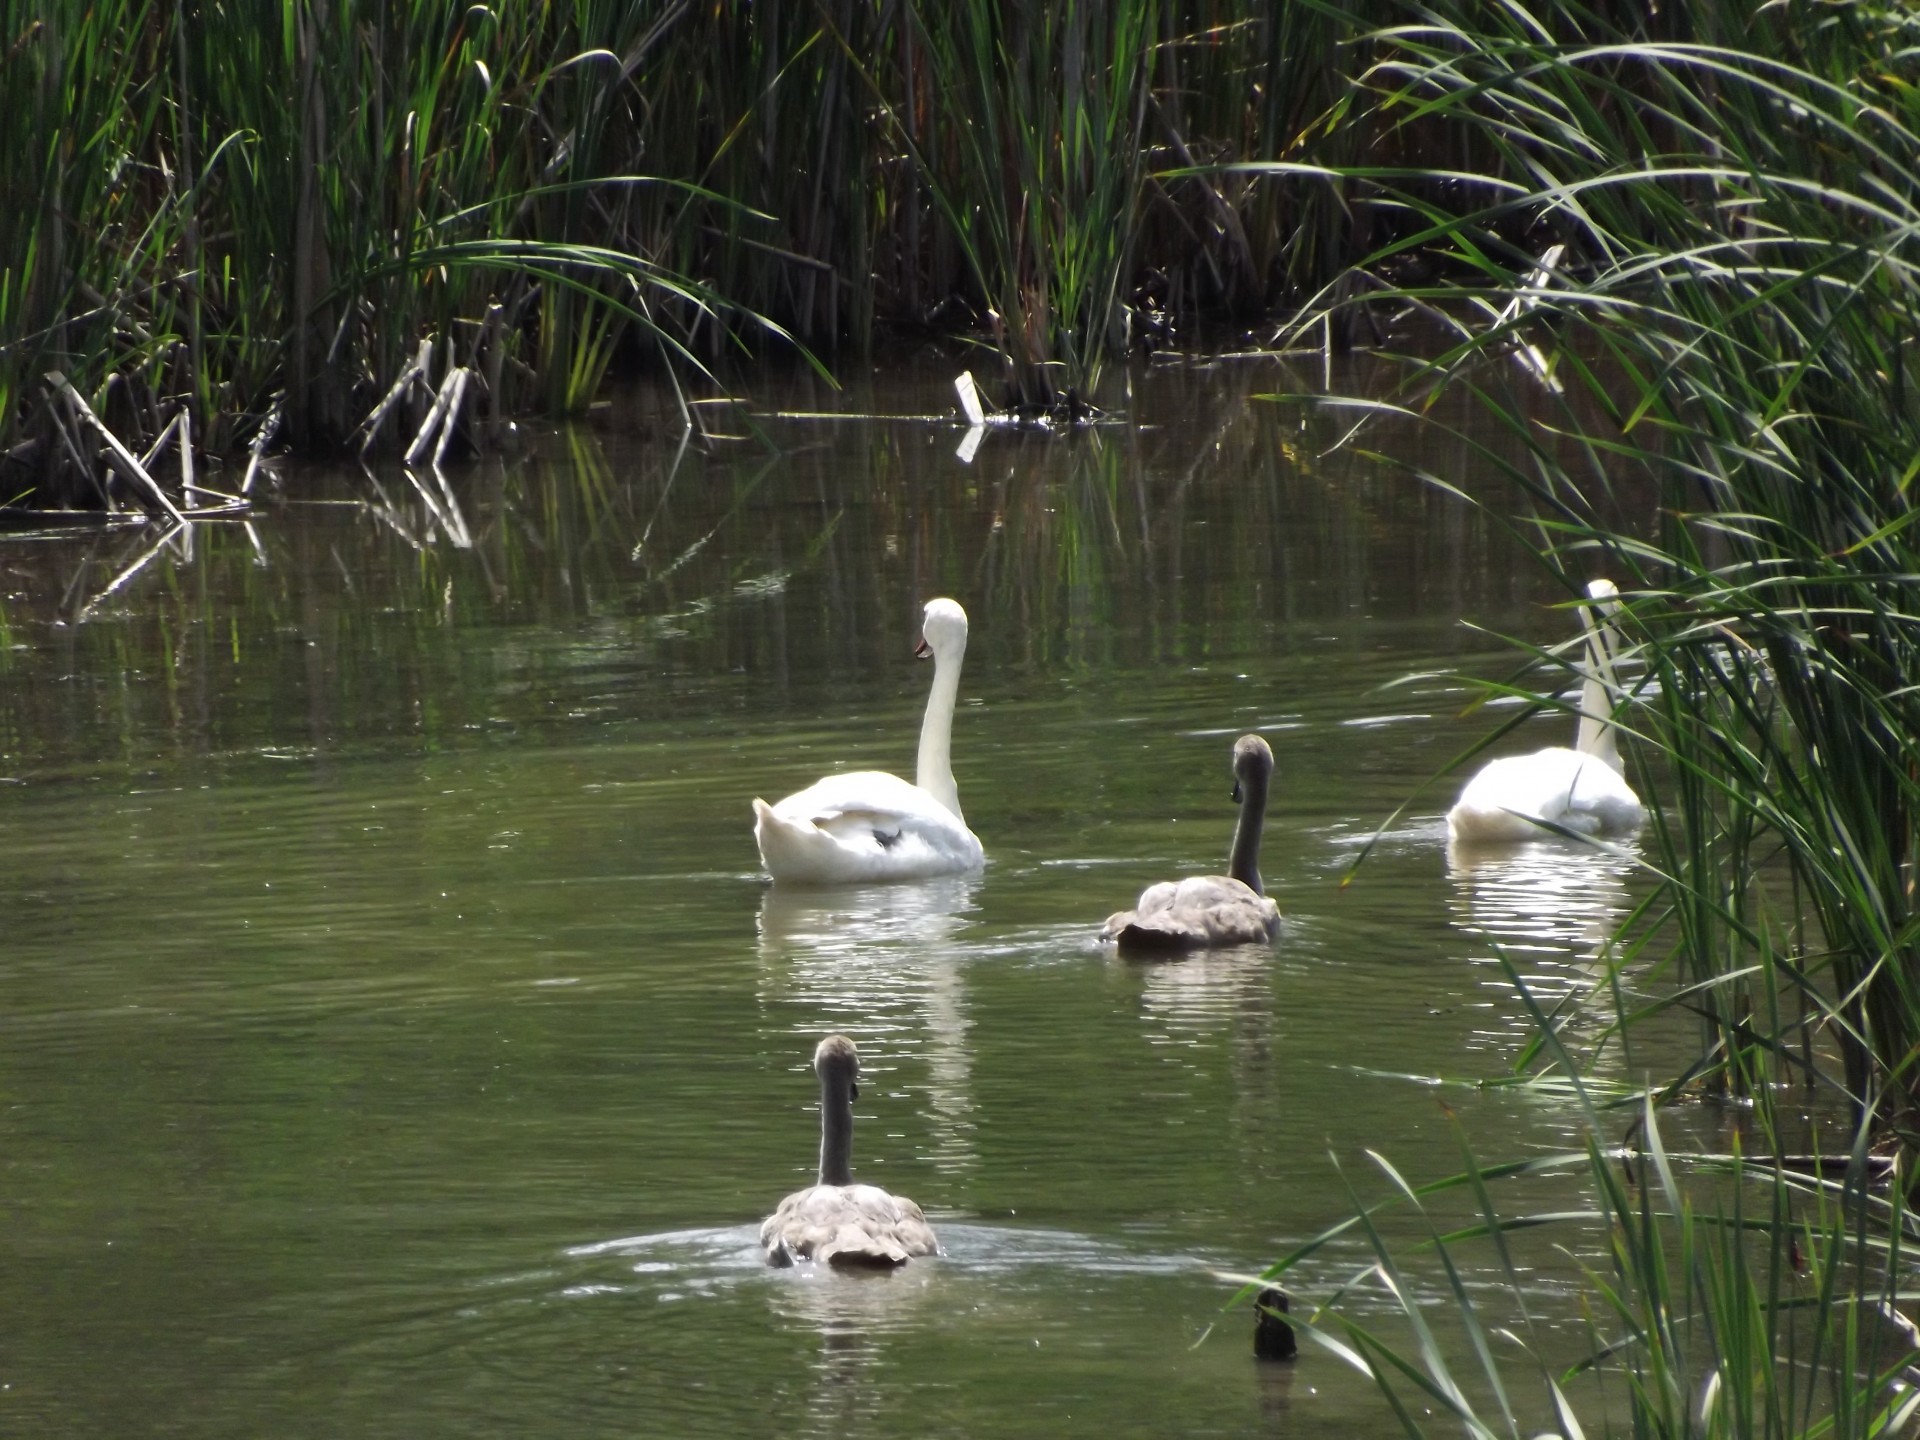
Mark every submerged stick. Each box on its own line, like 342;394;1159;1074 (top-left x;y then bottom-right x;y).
46;372;188;524
71;521;185;622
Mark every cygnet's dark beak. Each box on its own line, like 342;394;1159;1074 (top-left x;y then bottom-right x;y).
851;1080;860;1102
914;634;932;660
1232;780;1244;803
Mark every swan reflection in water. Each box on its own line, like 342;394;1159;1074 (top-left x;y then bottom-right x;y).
764;1257;943;1433
1131;941;1279;1043
755;874;982;956
756;875;983;1182
1446;835;1637;1053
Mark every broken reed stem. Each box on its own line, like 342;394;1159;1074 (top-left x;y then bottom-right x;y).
357;337;435;456
405;364;473;467
432;369;473;468
46;370;188;524
137;409;183;472
242;397;282;496
178;408;201;499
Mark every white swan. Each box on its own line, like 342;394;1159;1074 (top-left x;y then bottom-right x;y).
1447;579;1646;843
1101;734;1283;951
752;597;985;883
761;1034;940;1267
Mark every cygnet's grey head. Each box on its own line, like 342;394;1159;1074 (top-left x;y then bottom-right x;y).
914;598;969;661
1231;734;1275;800
814;1033;861;1097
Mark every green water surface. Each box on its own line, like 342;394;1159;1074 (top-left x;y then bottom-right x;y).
2;358;1654;1437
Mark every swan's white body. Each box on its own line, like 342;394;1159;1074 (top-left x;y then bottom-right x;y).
1103;734;1282;951
753;598;984;883
762;1034;939;1268
1447;580;1647;844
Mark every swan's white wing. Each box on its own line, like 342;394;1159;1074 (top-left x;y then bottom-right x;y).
754;770;985;883
1102;874;1280;950
772;770;955;825
1448;746;1645;843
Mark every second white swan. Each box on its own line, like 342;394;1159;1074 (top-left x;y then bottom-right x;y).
753;597;985;883
1447;579;1646;843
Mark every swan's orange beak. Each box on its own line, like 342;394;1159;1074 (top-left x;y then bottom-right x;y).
914;634;932;660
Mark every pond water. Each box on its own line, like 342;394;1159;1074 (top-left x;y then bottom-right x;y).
1;357;1664;1436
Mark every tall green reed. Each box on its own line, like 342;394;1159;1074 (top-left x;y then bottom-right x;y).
4;0;1394;497
1244;1106;1920;1437
1231;0;1920;1427
1272;0;1920;1143
883;0;1161;409
2;1;808;502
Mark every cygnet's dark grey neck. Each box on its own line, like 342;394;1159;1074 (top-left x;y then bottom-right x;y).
817;1069;855;1187
1228;766;1270;895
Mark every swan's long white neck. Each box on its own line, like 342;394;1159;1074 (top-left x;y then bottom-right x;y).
915;642;966;824
818;1068;855;1188
1576;584;1625;770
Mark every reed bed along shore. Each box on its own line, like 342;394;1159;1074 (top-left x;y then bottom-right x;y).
1242;0;1920;1428
3;0;1386;511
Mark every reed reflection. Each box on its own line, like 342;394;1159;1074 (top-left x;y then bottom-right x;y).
755;878;983;1182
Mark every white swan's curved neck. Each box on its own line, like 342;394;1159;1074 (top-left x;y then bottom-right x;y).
1576;592;1624;769
915;645;965;823
818;1071;854;1187
1228;773;1269;895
